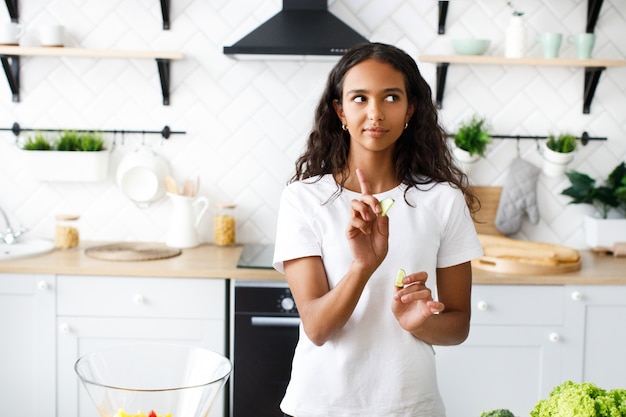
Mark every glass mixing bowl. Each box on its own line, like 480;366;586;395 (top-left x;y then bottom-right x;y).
74;343;231;417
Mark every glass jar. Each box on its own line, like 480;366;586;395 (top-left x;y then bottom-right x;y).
214;203;236;246
55;214;80;249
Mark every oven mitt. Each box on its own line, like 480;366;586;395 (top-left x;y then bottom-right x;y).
495;158;540;235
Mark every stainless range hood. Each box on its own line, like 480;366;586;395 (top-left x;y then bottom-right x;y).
223;0;369;58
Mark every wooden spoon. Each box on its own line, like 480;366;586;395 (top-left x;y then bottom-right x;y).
165;175;179;194
182;179;194;197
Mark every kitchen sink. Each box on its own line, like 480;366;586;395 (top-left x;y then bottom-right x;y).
0;239;55;261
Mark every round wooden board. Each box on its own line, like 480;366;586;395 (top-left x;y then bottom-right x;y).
85;242;182;262
472;256;582;275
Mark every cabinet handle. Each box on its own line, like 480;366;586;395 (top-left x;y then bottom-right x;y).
571;291;582;301
549;332;560;343
59;323;70;333
37;280;48;290
133;294;145;304
476;300;488;311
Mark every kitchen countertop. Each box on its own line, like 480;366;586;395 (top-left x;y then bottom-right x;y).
0;242;624;285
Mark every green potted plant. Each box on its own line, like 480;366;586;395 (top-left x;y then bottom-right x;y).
19;131;109;182
452;115;491;173
561;161;626;248
541;133;578;177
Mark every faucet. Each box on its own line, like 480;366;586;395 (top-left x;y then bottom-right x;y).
0;205;27;244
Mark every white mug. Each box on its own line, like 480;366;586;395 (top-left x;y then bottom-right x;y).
0;22;25;45
39;24;65;47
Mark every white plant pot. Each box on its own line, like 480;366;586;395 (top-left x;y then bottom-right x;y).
453;147;480;175
541;142;575;177
583;214;626;248
22;150;110;182
453;147;480;163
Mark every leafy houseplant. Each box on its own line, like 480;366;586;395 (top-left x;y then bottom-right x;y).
546;133;577;153
453;115;491;158
561;162;626;247
19;131;109;182
22;131;105;152
562;162;626;219
22;133;54;150
57;131;105;151
541;133;578;177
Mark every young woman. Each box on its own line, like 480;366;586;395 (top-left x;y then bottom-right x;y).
273;42;484;417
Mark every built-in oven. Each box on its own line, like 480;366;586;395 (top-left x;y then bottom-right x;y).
231;244;300;417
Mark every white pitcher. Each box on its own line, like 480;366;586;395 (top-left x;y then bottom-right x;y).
166;192;209;248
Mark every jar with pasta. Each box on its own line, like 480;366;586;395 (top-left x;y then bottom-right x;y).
55;214;80;249
214;203;236;246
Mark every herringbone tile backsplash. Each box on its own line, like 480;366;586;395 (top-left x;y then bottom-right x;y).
1;0;625;250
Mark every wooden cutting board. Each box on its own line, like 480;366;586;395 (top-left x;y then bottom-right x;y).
470;186;503;236
472;256;581;275
473;233;582;275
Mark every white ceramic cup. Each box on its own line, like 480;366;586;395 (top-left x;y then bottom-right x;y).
39;24;65;47
0;22;25;45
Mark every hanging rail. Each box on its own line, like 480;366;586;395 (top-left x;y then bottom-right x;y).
0;122;185;139
447;131;606;146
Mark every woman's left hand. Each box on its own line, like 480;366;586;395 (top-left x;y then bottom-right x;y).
391;271;445;332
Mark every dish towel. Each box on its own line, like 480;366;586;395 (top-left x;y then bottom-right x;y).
495;158;540;235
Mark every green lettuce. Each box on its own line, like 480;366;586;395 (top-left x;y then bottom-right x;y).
531;381;626;417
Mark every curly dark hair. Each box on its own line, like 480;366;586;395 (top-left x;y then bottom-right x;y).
290;42;478;215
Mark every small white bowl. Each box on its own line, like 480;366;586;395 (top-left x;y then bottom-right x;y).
452;38;490;55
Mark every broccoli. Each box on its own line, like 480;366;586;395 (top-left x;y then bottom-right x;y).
531;380;626;417
481;410;515;417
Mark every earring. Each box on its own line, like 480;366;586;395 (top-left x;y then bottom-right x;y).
404;122;408;130
342;124;348;131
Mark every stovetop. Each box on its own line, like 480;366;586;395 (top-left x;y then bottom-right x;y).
236;244;275;269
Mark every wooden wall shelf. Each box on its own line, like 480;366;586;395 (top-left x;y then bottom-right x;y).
419;55;626;114
3;0;172;29
0;46;184;105
419;55;625;68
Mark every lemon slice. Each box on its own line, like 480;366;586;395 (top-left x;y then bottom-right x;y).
395;268;406;287
380;198;395;216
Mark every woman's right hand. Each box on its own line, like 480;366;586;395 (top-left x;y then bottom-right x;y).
346;168;390;273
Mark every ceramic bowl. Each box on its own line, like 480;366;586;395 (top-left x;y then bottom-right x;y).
116;147;170;206
452;38;490;55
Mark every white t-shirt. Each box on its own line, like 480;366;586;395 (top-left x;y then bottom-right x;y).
273;174;483;417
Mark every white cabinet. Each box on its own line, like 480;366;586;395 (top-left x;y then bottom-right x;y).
564;285;626;390
55;275;227;417
436;285;569;417
0;273;56;417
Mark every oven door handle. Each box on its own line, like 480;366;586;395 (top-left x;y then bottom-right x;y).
250;316;301;327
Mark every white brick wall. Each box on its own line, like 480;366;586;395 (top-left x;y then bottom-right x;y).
1;0;624;249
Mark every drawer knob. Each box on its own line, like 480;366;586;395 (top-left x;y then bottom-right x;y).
37;280;48;291
549;332;560;343
59;323;70;333
476;300;488;311
571;291;582;301
133;294;145;304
